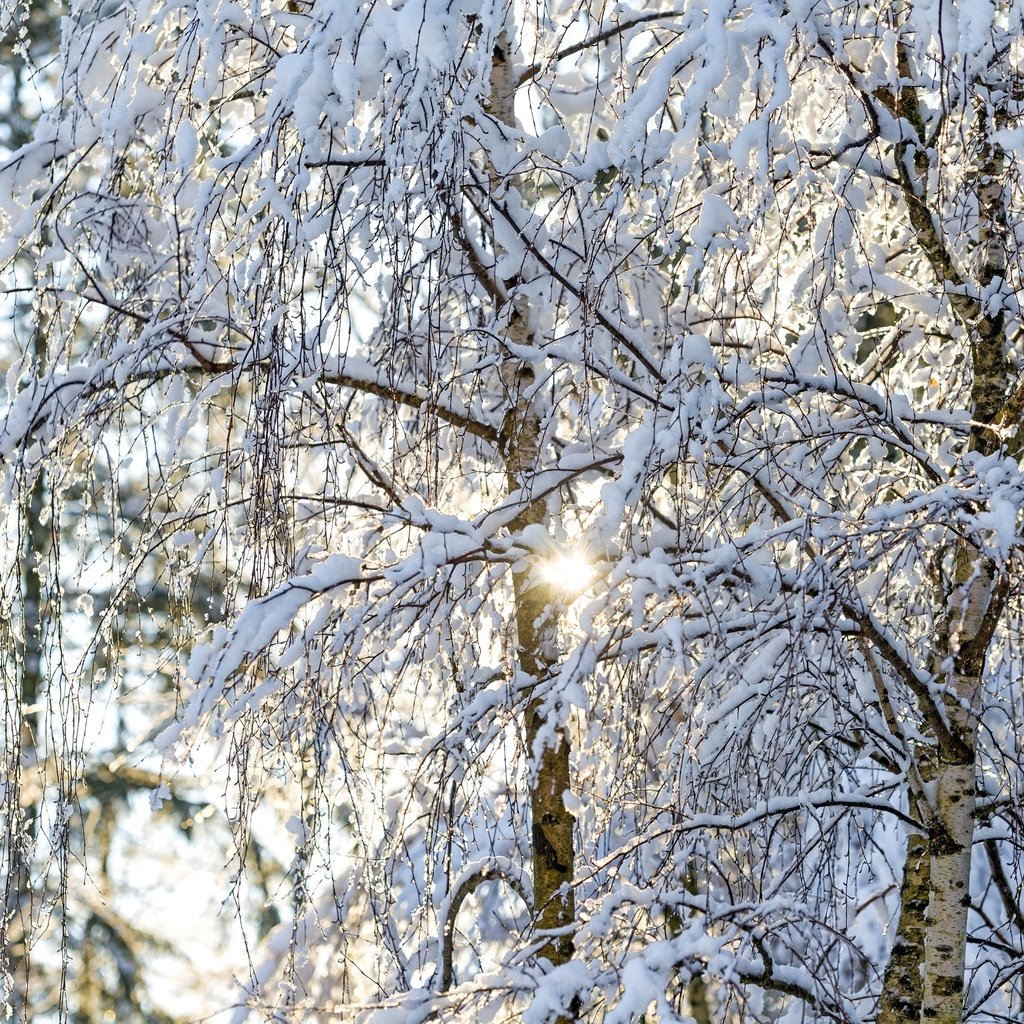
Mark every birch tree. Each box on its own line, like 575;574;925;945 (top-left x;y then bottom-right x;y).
2;1;1024;1023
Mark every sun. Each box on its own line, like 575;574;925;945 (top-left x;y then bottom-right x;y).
537;548;596;596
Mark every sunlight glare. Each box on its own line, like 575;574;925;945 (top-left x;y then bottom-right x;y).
537;548;596;596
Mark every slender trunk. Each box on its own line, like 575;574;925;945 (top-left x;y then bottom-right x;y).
4;469;47;1024
516;566;575;966
1;61;46;1024
875;46;1013;1024
921;760;974;1024
488;31;577;975
923;551;1003;1024
919;98;1011;1024
682;867;712;1024
496;269;575;971
877;794;930;1024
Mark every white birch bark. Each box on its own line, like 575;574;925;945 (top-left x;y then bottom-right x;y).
486;29;577;975
884;56;1012;1024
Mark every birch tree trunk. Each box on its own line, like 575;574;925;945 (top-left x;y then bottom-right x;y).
877;794;930;1024
488;31;577;974
880;52;1013;1024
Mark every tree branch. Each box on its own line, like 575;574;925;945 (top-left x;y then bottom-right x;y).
439;864;530;992
517;10;686;87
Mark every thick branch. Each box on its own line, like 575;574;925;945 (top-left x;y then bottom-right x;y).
322;360;500;443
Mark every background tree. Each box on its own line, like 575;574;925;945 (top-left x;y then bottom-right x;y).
0;3;280;1021
1;1;1024;1024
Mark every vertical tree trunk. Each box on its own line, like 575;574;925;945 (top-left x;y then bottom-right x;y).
923;552;1004;1024
877;796;930;1024
1;57;46;1023
513;557;576;968
488;31;577;976
885;52;1012;1024
4;469;47;1024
